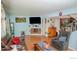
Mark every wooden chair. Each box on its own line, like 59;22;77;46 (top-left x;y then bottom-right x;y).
33;43;43;51
48;27;57;38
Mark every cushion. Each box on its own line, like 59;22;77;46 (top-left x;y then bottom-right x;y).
12;37;20;45
38;41;45;48
38;41;53;51
59;36;66;42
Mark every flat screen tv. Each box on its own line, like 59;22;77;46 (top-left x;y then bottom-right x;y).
29;17;41;24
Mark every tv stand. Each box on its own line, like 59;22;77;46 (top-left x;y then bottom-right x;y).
29;24;42;35
31;28;41;34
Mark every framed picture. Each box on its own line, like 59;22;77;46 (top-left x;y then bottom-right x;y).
16;17;26;23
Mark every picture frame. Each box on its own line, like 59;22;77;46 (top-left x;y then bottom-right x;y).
16;17;26;23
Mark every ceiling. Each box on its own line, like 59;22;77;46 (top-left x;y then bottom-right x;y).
2;0;77;16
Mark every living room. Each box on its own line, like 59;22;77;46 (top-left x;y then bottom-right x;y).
1;0;77;51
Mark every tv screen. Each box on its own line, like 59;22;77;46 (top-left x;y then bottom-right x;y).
29;17;41;24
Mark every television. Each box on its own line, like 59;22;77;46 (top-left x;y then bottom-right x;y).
29;17;41;24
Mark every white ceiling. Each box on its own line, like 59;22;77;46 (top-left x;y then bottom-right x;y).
2;0;76;16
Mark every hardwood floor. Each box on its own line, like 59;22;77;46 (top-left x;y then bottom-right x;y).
1;35;73;51
25;35;46;50
24;35;73;51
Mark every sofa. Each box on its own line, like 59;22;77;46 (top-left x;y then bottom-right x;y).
51;31;70;50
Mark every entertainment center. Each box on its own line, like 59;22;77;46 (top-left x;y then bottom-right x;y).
29;17;42;35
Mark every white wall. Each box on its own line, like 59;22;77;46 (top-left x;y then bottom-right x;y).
69;31;77;50
54;18;60;30
9;16;29;37
41;7;76;36
41;17;60;36
9;16;43;36
1;4;6;38
43;8;77;17
6;8;76;37
5;15;11;35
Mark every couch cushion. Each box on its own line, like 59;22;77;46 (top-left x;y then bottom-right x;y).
59;36;66;42
38;41;53;51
